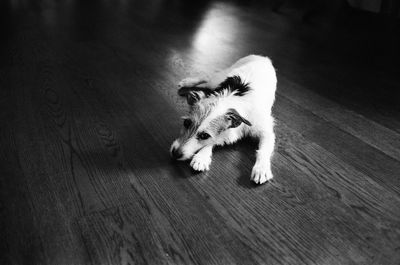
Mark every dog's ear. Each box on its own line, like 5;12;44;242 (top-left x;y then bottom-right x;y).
225;108;252;128
186;91;205;105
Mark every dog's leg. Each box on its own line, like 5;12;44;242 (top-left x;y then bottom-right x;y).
251;130;275;184
178;70;229;89
190;145;213;171
178;74;210;88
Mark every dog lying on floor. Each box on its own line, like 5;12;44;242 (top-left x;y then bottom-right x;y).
170;55;277;184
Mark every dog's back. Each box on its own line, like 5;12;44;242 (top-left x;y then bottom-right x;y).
225;55;277;117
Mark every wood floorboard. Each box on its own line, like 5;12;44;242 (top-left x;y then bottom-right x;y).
1;1;400;264
0;125;48;265
277;77;400;162
274;94;400;196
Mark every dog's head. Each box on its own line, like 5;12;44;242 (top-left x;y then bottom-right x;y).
170;76;252;160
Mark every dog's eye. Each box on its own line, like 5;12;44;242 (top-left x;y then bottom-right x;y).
197;132;211;140
183;119;192;129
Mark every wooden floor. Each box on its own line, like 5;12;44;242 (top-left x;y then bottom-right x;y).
1;0;400;264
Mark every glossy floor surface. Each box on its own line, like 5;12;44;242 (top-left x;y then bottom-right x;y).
1;0;400;264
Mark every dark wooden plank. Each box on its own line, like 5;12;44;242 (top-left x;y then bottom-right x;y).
0;69;47;265
1;0;400;264
5;40;90;265
274;94;400;196
76;185;255;265
277;78;400;162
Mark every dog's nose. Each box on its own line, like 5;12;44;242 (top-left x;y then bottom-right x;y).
171;147;183;160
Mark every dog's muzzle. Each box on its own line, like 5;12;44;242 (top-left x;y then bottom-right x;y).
171;147;183;160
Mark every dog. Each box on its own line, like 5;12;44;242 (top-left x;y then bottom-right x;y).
170;55;277;184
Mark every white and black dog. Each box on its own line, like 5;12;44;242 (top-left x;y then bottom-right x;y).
170;55;277;184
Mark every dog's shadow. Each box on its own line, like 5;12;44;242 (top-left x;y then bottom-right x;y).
235;139;263;189
212;138;272;189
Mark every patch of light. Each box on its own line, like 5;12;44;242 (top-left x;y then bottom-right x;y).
189;3;241;68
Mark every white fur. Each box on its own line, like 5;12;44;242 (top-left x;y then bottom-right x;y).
190;145;213;171
172;55;277;184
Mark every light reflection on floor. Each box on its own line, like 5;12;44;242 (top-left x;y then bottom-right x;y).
188;2;242;69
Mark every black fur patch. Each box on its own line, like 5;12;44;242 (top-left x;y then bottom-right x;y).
177;75;250;100
206;75;250;97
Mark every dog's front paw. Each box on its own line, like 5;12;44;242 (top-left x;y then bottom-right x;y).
190;153;211;171
251;164;273;184
178;78;200;88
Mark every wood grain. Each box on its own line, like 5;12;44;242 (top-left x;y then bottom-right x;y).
1;1;400;265
277;78;400;162
274;94;400;196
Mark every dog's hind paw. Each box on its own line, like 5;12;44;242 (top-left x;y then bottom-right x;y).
190;154;211;172
251;165;273;184
179;78;196;88
178;77;207;88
